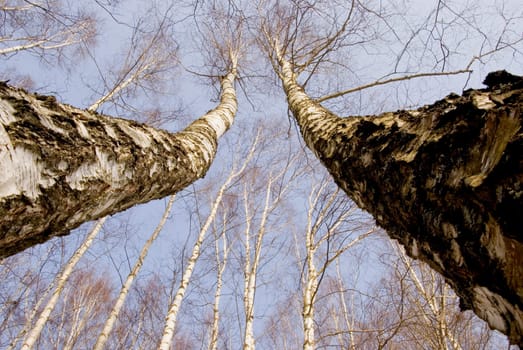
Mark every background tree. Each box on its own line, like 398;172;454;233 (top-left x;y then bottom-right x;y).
0;1;95;60
158;131;257;350
297;178;374;349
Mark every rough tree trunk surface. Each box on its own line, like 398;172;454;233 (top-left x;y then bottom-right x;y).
0;71;237;258
282;64;523;345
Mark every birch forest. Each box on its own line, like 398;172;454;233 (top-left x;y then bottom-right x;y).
1;0;522;349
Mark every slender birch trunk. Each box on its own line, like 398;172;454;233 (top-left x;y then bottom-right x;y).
208;219;229;350
62;295;92;350
241;186;254;350
10;60;164;347
241;164;297;349
0;67;237;258
300;181;370;349
158;136;258;350
20;217;106;350
157;180;229;350
301;183;325;350
394;242;463;350
274;51;523;344
335;260;357;350
6;247;63;350
302;246;318;350
242;176;273;350
93;195;176;350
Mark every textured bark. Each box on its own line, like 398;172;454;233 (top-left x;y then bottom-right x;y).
0;70;237;258
279;61;523;346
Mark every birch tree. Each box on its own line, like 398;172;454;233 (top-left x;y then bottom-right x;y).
339;238;507;349
44;270;113;349
329;260;359;350
158;130;258;350
389;240;501;350
238;149;302;350
208;216;230;350
11;24;176;341
0;61;238;257
92;195;175;350
240;175;272;350
0;1;95;58
299;180;374;349
113;274;170;349
395;241;464;350
0;245;61;348
261;0;523;344
17;219;105;350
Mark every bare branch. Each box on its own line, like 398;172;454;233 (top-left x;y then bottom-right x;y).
315;69;472;103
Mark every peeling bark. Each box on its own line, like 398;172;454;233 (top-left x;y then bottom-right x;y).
0;69;237;258
279;61;523;346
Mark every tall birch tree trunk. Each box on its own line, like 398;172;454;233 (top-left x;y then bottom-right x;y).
302;239;318;350
208;215;230;350
393;242;463;350
20;218;106;350
0;68;237;258
300;180;373;349
158;138;257;350
334;260;357;350
275;56;523;345
242;176;274;350
93;195;175;350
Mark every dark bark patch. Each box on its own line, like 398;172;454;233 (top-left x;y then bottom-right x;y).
306;75;523;345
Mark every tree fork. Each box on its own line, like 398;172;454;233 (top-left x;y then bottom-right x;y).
0;70;237;258
280;63;523;345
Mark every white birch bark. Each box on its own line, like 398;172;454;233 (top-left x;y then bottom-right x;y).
301;183;324;350
273;52;343;161
241;184;254;349
208;218;230;350
240;150;300;350
301;183;342;350
242;176;273;350
20;217;106;350
302;250;318;350
335;260;357;350
158;135;257;350
92;195;175;350
393;242;463;350
157;186;226;350
300;180;374;349
0;67;237;258
7;60;165;348
0;18;92;55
